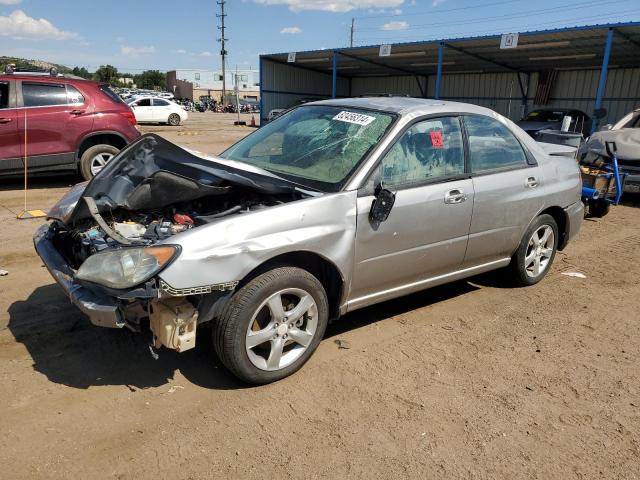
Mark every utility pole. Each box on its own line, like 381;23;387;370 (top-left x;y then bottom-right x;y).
217;0;227;105
350;18;355;47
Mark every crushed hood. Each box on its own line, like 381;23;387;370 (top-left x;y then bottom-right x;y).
53;134;306;225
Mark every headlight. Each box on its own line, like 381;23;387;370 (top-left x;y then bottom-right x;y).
76;246;178;289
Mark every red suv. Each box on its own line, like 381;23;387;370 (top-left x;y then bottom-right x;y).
0;71;140;180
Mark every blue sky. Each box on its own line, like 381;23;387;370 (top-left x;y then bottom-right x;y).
1;0;639;73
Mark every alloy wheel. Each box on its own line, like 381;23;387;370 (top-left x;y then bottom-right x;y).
245;288;318;371
524;224;555;278
90;152;114;176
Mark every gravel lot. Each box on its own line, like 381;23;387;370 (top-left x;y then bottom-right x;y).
1;112;639;479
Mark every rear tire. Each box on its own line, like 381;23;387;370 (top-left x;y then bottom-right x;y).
213;267;329;385
168;113;181;126
79;144;119;180
507;214;559;287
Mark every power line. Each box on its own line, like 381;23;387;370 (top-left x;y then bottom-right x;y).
357;0;628;32
356;0;532;20
356;9;640;44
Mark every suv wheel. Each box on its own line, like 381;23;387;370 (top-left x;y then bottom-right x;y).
213;267;329;384
507;214;558;287
168;113;181;126
80;144;119;180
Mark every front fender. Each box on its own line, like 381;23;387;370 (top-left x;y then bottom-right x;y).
158;191;358;291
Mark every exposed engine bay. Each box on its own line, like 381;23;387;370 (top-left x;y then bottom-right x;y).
51;188;290;270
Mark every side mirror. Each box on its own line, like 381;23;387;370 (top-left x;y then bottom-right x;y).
369;186;395;223
593;108;607;120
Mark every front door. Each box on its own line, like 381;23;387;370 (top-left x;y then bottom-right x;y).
462;114;544;267
132;98;153;122
350;116;474;309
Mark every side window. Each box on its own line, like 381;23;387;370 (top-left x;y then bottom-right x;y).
22;82;67;107
153;99;169;106
137;98;151;107
66;85;84;105
381;116;465;188
464;115;527;172
0;82;9;108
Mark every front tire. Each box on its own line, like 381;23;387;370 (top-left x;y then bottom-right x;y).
79;144;119;180
168;113;181;126
507;214;559;287
213;267;329;384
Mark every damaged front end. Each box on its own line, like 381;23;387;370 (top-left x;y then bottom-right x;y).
35;134;311;353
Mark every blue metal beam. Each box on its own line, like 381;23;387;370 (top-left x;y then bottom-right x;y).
259;56;264;124
332;50;338;99
435;43;444;99
592;27;614;133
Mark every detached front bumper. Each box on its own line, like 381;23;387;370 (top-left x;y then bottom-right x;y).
33;224;125;328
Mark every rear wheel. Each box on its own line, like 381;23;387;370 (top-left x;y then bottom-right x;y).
213;267;329;384
168;113;181;126
79;144;119;180
507;214;558;286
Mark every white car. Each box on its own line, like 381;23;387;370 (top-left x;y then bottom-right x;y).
128;97;188;126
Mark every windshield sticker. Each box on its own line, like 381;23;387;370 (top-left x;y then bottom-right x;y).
333;111;376;126
430;131;444;148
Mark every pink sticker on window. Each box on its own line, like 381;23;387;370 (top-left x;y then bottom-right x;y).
430;131;444;148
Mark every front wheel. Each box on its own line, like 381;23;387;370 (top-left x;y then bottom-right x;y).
168;113;181;126
507;214;559;287
213;267;329;384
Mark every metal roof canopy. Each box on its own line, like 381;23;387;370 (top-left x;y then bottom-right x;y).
260;22;640;131
261;22;640;78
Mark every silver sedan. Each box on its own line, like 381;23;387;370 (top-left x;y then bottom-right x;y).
35;97;583;384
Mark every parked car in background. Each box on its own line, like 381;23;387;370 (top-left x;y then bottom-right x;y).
128;97;188;126
0;71;140;180
35;97;583;384
517;108;591;138
580;107;640;193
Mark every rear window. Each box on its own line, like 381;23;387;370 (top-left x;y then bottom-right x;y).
99;84;124;104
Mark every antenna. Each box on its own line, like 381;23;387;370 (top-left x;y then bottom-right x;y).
217;0;228;105
350;18;355;48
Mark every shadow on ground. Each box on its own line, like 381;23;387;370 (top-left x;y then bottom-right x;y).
0;174;81;192
7;278;486;390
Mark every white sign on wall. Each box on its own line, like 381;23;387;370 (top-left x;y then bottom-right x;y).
379;44;392;57
287;52;296;63
500;33;519;49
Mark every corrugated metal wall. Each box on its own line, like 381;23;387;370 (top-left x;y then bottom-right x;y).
261;58;348;121
262;60;639;125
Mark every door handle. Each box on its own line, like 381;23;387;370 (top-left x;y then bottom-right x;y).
525;176;539;188
0;117;12;124
70;109;85;115
444;189;467;204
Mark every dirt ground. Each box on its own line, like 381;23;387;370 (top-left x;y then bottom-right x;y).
1;112;639;479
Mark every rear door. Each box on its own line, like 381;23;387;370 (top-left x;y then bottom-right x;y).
463;115;544;267
0;80;20;162
18;80;93;167
350;116;474;308
152;98;171;121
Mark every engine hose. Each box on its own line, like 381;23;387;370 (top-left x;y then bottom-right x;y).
195;205;243;223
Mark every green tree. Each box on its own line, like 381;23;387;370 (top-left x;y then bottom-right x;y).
94;64;119;84
72;66;92;79
134;70;166;90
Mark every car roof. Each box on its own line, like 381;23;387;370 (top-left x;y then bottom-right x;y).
308;96;496;117
0;73;96;84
